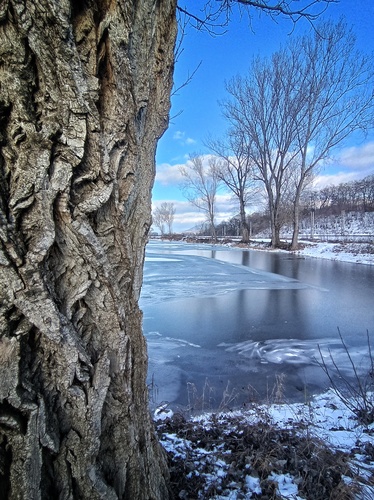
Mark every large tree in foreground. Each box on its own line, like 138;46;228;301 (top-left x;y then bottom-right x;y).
0;1;177;498
0;0;338;497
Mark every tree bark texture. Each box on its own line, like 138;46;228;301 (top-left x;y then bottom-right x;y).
239;201;249;243
0;0;177;498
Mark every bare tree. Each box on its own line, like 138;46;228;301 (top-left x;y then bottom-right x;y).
311;175;374;215
223;48;303;247
289;20;374;249
163;202;177;234
206;130;258;243
180;154;221;241
153;202;176;235
153;208;166;236
223;20;374;249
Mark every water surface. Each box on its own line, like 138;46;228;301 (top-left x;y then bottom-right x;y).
141;241;374;409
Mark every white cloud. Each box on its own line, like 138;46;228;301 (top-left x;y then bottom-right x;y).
173;130;184;140
313;141;374;188
155;154;215;187
313;171;361;189
338;142;374;169
151;195;237;233
152;199;204;232
155;162;184;186
172;130;197;147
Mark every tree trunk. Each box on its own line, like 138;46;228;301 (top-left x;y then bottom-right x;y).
270;194;283;248
291;190;302;250
0;1;176;498
269;207;281;248
211;222;217;242
272;225;281;248
239;199;249;243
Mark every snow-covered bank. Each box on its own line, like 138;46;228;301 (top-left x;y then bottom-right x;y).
155;389;374;499
232;239;374;266
295;241;374;266
179;235;374;265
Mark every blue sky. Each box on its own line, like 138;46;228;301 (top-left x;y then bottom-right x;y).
153;0;374;232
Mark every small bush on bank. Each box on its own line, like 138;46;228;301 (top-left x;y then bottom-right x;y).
318;329;374;426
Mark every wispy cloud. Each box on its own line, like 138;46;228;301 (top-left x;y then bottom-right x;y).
314;141;374;188
155;155;213;187
313;171;363;189
173;131;184;141
172;130;197;147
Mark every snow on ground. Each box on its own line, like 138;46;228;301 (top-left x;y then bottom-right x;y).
155;389;374;499
245;238;374;266
295;241;374;266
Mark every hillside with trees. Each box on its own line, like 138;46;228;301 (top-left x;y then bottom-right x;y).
192;175;374;242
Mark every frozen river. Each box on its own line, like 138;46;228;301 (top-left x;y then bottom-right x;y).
140;240;374;410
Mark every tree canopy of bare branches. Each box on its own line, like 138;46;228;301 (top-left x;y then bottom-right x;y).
180;154;222;240
177;0;337;34
206;130;258;242
223;20;374;248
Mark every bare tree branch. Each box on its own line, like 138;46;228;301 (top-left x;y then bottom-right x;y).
177;0;338;34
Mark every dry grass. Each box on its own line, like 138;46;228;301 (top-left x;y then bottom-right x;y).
156;411;364;499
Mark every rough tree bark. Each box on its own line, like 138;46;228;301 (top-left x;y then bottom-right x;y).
0;0;177;498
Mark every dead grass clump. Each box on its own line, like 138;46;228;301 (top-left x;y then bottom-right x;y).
156;412;359;499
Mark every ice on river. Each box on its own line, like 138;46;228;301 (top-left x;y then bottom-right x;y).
146;331;373;407
141;242;323;306
141;241;373;409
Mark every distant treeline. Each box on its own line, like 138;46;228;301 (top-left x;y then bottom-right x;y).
212;174;374;237
307;174;374;214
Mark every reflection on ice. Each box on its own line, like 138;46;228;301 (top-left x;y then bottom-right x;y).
146;332;203;406
146;331;373;410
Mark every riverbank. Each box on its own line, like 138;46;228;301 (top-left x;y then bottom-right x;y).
149;238;374;498
250;239;374;266
172;236;374;266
